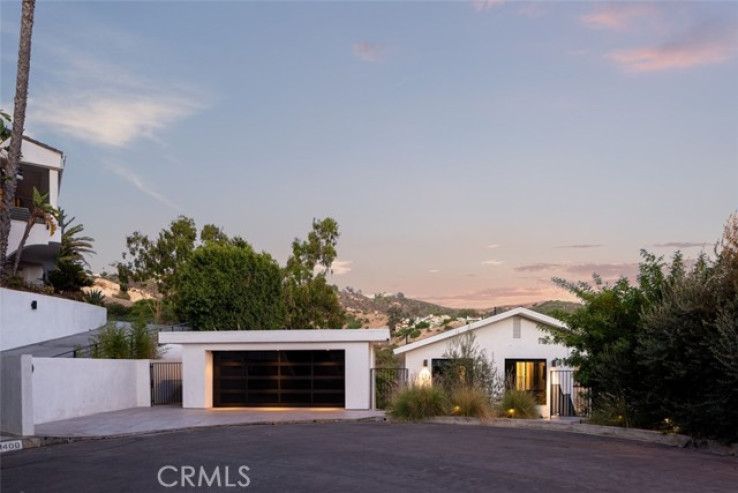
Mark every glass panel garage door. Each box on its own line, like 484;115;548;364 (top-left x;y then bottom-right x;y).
213;350;345;407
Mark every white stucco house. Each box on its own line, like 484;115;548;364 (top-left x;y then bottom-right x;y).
159;329;391;410
393;307;573;418
1;136;65;284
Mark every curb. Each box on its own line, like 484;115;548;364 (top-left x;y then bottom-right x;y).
421;416;738;455
1;416;389;453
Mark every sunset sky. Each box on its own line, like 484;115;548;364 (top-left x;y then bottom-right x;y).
2;1;736;308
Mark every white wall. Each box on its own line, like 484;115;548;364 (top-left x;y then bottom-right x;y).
0;355;34;436
0;288;107;351
179;342;374;410
401;316;571;418
31;358;150;425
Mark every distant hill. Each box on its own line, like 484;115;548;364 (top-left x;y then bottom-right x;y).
339;289;580;321
339;290;478;319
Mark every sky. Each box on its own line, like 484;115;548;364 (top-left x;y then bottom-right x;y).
2;0;737;309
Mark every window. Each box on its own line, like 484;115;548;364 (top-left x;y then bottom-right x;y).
431;358;472;386
504;359;546;404
512;317;521;338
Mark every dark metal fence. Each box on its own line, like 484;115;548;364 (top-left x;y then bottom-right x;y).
550;369;590;418
371;368;408;410
151;362;183;405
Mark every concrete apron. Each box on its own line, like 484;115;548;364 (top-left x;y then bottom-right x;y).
29;406;387;440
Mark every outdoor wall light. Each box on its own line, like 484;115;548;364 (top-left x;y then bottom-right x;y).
423;359;428;367
31;300;37;310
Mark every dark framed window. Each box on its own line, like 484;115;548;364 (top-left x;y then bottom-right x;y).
504;359;546;404
432;358;473;386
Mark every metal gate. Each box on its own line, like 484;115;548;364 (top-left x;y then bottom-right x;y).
151;362;182;405
371;368;408;410
550;369;589;417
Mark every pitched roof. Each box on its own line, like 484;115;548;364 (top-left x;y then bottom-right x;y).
393;306;568;355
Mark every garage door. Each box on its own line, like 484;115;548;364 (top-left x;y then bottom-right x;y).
213;350;345;407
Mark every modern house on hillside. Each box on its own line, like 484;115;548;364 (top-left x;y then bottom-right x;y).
394;307;575;418
1;136;65;284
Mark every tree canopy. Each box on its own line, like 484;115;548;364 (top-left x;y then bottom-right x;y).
546;213;738;442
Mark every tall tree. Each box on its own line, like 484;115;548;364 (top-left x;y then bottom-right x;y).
56;208;95;266
173;242;285;330
283;218;345;329
116;216;197;322
637;213;738;442
11;187;56;277
1;0;37;284
543;251;679;427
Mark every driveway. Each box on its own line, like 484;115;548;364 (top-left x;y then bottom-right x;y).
2;423;736;492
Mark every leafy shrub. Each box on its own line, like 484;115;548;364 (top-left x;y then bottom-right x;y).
106;302;131;320
498;389;539;419
83;289;106;306
449;386;493;419
89;320;160;359
585;394;629;427
390;385;448;421
90;323;129;359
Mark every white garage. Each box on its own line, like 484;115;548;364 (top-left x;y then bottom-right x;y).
159;329;390;410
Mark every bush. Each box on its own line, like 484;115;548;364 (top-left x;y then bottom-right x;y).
89;320;160;359
498;389;539;419
106;302;131;320
174;243;284;330
83;289;106;306
90;323;130;359
449;386;493;420
389;385;448;421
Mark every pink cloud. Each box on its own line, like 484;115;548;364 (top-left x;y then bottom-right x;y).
609;37;735;72
580;5;654;31
473;0;505;13
352;42;383;63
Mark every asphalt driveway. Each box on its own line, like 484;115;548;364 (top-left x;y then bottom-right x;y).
2;423;736;492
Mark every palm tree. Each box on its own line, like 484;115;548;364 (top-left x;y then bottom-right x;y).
1;0;37;284
56;208;95;266
11;186;57;277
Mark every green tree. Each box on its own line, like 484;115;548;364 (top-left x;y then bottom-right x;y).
283;218;345;329
116;216;198;322
173;242;285;330
47;209;95;293
11;186;57;277
387;304;403;336
544;251;679;427
56;209;95;266
0;0;37;284
637;214;738;441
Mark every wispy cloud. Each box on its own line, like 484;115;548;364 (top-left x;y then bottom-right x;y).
514;263;561;273
352;42;384;63
515;261;639;280
486;244;499;249
473;0;505;13
653;241;707;248
29;34;207;147
481;259;504;266
580;5;654;31
108;164;179;211
608;22;738;72
331;260;353;275
554;244;602;249
34;96;202;148
429;269;441;274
